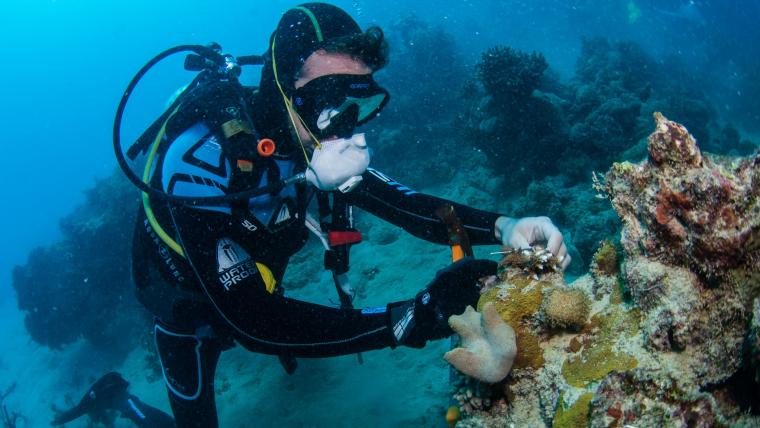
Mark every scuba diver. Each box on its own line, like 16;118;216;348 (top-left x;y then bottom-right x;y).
53;3;570;427
51;372;174;427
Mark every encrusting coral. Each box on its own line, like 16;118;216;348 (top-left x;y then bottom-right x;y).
590;239;618;276
452;113;760;427
445;303;517;384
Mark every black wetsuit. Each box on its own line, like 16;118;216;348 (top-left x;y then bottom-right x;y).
130;118;502;427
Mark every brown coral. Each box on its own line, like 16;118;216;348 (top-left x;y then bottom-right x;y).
647;111;703;170
542;287;590;330
604;112;760;283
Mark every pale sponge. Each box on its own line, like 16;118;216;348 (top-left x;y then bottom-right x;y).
444;303;517;383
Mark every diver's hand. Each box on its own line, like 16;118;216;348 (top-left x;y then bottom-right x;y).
495;216;571;270
387;258;497;348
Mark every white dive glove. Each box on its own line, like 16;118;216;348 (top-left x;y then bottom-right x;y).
305;133;370;193
495;216;571;270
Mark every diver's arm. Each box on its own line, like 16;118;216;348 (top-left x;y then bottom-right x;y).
349;168;503;245
169;205;395;357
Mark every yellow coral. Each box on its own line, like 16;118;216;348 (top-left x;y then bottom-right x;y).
553;392;594;428
563;343;638;388
478;276;547;369
543;288;591;330
612;161;636;174
592;240;619;276
562;307;641;387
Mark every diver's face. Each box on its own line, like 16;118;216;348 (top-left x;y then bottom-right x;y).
290;49;372;147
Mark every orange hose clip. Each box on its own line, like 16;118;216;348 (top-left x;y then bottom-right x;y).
257;138;276;157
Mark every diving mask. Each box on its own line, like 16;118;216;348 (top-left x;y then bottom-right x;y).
293;74;389;140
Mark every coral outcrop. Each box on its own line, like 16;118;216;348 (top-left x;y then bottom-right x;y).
610;112;759;285
445;304;517;383
461;45;567;190
477;46;548;104
451;114;760;427
12;173;148;354
461;37;744;193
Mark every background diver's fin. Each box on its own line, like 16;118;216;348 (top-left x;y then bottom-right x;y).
278;355;298;375
51;403;88;426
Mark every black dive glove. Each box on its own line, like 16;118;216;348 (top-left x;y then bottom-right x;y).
388;258;498;348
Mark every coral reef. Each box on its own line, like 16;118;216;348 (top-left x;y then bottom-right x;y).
452;115;760;427
466;37;756;273
560;306;640;388
459;45;567;190
568;38;656;160
477;272;547;371
445;304;517;383
751;298;760;384
461;37;756;222
477;47;548;104
589;370;722;427
11;172;148;354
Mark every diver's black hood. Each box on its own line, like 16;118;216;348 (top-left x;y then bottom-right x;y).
251;3;363;155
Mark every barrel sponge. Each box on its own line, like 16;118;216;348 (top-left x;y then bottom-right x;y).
543;287;591;330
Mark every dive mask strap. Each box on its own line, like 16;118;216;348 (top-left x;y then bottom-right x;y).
271;36;321;165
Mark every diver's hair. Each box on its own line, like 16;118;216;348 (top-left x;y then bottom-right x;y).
320;26;389;71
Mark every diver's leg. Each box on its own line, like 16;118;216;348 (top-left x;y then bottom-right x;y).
117;394;176;427
154;321;225;428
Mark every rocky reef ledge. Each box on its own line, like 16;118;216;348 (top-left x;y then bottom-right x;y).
453;113;760;427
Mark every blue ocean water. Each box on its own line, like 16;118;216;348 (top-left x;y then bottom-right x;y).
0;1;758;427
2;0;758;300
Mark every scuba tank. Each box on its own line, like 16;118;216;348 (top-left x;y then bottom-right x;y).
113;43;303;206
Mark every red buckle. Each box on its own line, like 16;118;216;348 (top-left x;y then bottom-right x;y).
328;231;362;247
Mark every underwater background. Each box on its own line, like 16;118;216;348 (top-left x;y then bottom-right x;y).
1;0;759;426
